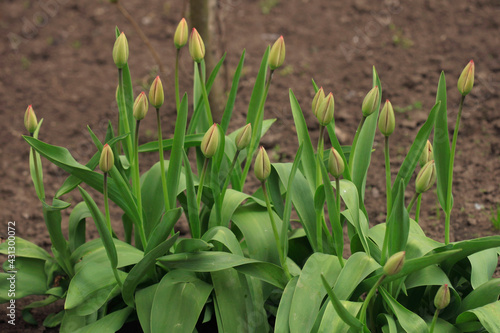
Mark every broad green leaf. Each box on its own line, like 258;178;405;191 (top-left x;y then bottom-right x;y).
221;50;245;133
73;285;120;317
0;236;52;261
468;248;498;289
74;307;133;333
140;162;168;236
386;180;409;257
379;287;428;333
70;237;141;267
0;258;48;302
136;284;158;333
459;278;500;313
151;270;213;333
334;252;380;300
289;253;342;333
425;318;460;333
202;226;243;256
144;208;182;254
22;295;60;325
275;276;299;333
456;300;500;333
182;150;201;238
377;314;398;333
318;300;363;333
68;202;91;252
175;238;213;253
43;310;65;328
405;265;450;290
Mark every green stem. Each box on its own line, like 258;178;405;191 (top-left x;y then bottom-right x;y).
118;69;134;159
415;194;422;223
429;309;440;333
335;177;341;227
197;158;209;210
175;49;181;112
220;150;240;200
198;62;213;126
104;173;112;233
30;137;45;200
348;116;366;171
445;95;466;245
359;275;386;325
156;108;170;213
262;182;291;280
407;192;419;212
133;121;142;216
316;125;326;252
384;136;392;217
316;212;323;253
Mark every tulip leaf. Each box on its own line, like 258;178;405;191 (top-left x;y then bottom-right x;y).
379;287;429;333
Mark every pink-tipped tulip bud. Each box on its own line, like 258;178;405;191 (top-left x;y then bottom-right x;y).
434;284;450;310
419;140;433;167
201;124;220;158
361;86;379;117
269;36;285;70
457;60;474;96
235;123;252;151
112;32;129;69
149;76;164;109
255;146;271;182
416;160;436;194
133;92;149;121
378;100;395;136
312;87;325;118
99;144;114;173
174;18;188;49
316;92;335;126
328;148;344;178
189;28;205;63
383;251;405;276
24;105;38;134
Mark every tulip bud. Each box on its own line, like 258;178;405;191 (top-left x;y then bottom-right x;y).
174;18;188;49
235;123;252;151
189;28;205;63
24;105;38;134
255;146;271;182
149;76;164;109
312;87;325;117
201;124;220;158
378;100;395;136
457;60;474;96
416;160;436;194
419;140;433;167
328;148;344;178
268;35;285;70
112;32;129;69
133;92;149;121
99;144;114;173
316;93;335;126
383;251;405;276
361;86;379;117
434;284;450;310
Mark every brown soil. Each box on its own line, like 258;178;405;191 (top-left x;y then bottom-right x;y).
1;0;500;331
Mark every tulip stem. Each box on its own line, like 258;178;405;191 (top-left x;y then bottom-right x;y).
103;173;112;233
156;108;170;213
316;125;325;188
429;309;440;333
133;120;142;216
197;158;209;210
175;49;181;112
407;192;419;212
384;136;392;217
118;69;134;160
197;62;214;126
220;150;240;201
415;194;422;223
29;134;45;200
349;116;366;171
359;275;386;325
335;177;341;224
445;95;466;245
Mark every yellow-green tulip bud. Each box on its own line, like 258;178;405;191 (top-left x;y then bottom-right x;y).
149;76;164;109
316;92;334;126
434;284;450;310
201;124;220;158
457;60;474;96
133;92;149;121
235;123;252;151
112;32;129;69
255;146;271;182
383;251;405;276
328;148;344;178
378;99;395;136
189;28;205;63
361;86;379;117
312;87;325;118
174;18;188;49
24;105;38;134
99;144;114;173
268;35;285;70
416;160;436;194
419;140;433;167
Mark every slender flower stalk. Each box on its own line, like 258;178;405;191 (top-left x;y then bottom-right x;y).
196;158;209;209
156;108;170;212
100;144;115;233
175;48;181;111
407;192;420;212
133;120;142;214
198;62;214;125
415;195;422;223
174;18;187;111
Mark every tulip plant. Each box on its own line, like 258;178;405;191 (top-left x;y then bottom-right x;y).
1;19;499;333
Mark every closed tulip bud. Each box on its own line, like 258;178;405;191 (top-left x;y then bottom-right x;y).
328;148;344;178
201;124;220;158
416;160;436;194
378;100;395;136
235;123;252;150
174;18;188;49
99;144;114;173
457;60;474;96
255;146;271;182
112;32;129;69
269;35;285;70
361;86;379;117
383;251;405;276
149;76;164;109
316;93;335;126
434;284;450;310
24;105;38;134
419;140;433;167
133;92;149;120
189;28;205;63
312;87;325;117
